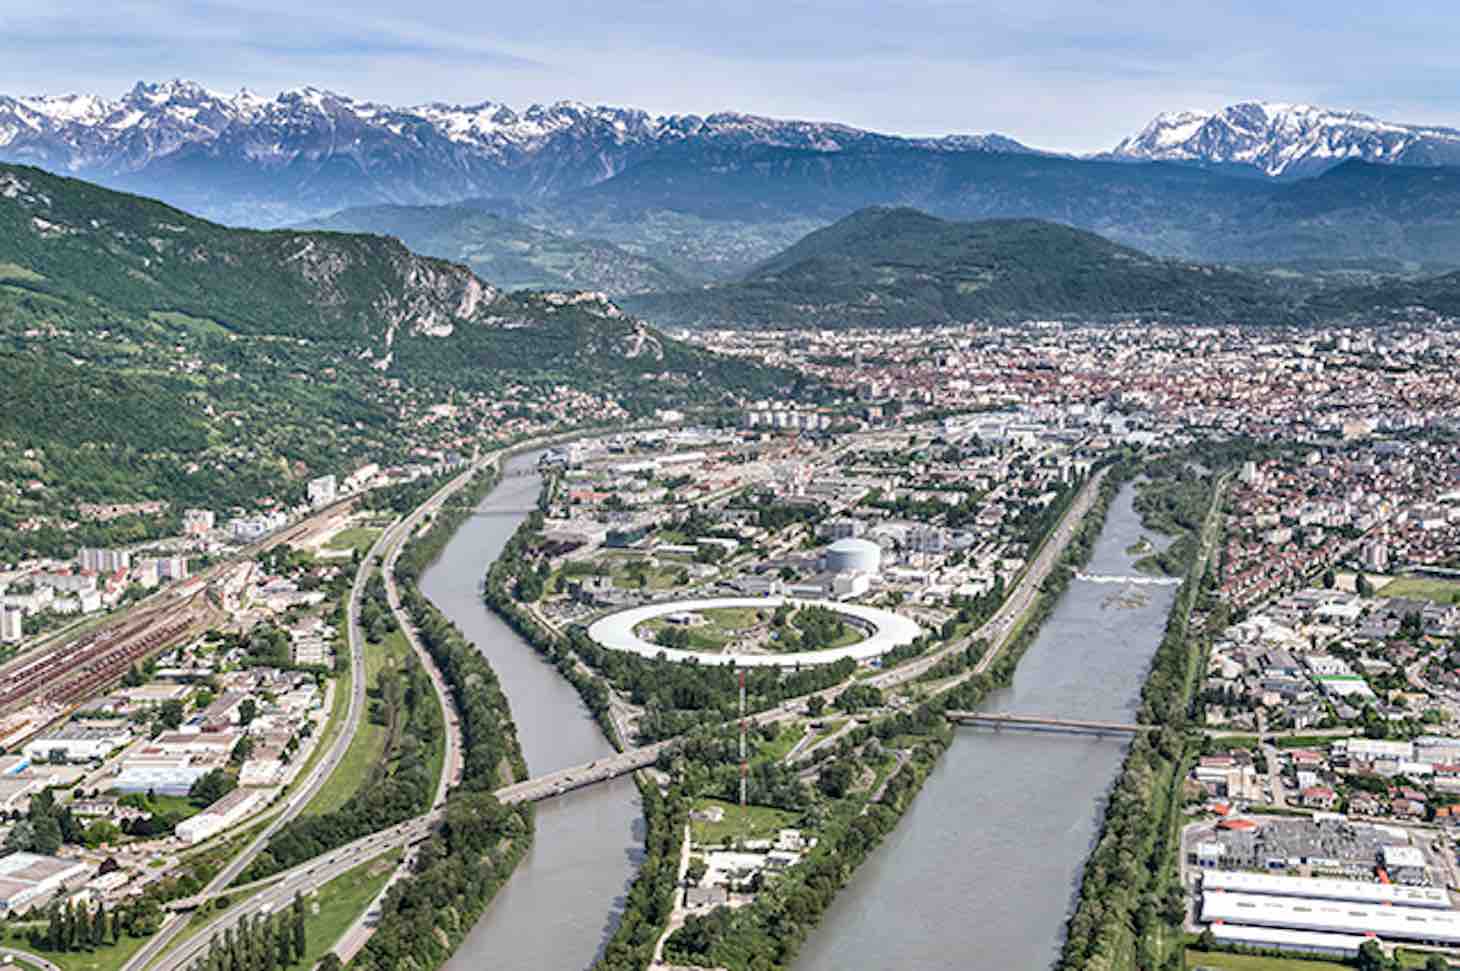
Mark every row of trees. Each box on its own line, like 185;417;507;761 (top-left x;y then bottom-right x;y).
192;894;308;971
589;781;688;971
26;895;165;952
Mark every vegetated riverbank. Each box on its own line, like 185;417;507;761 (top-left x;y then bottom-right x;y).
480;503;625;747
1056;459;1227;971
590;777;689;971
347;462;536;971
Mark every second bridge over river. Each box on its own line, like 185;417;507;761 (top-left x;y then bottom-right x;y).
945;711;1154;737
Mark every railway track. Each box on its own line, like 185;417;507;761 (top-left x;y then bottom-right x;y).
0;497;356;721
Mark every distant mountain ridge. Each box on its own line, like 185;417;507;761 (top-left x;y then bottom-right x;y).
621;206;1460;329
620;208;1289;328
0;79;1035;225
9;81;1460;271
1109;101;1460;177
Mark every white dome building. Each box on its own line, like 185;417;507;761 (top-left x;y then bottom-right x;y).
824;537;882;575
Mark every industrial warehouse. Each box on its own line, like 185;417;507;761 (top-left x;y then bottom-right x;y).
1198;869;1460;955
0;852;90;913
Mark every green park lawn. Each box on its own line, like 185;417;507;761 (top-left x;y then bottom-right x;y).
690;798;801;846
1184;950;1352;971
292;850;401;967
0;924;150;971
325;526;382;555
752;724;805;765
303;627;411;817
635;618;731;652
1187;948;1437;971
1380;574;1460;604
700;606;767;630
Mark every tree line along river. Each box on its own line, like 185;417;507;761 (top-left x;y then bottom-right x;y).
420;454;1176;970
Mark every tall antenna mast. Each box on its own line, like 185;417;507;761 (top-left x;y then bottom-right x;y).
739;667;748;808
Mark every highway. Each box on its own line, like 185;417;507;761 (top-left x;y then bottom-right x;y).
379;458;480;808
324;457;493;963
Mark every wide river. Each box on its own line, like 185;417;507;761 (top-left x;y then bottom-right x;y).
796;481;1178;971
423;452;643;971
422;456;1175;971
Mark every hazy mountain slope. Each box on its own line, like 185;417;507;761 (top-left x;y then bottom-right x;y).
1301;269;1460;322
10;81;1460;271
560;150;1460;271
300;204;690;294
621;208;1290;328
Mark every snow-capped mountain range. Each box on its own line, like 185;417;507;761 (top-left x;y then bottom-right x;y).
0;79;1029;224
4;82;1460;225
1109;101;1460;177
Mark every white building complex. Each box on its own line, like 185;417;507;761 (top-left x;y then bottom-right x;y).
0;852;90;912
176;788;268;845
0;608;22;644
21;724;133;762
307;474;337;508
823;538;882;576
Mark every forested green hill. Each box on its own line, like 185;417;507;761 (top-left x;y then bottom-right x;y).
0;164;788;556
623;208;1292;327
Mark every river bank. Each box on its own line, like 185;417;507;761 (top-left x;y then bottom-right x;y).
423;453;645;971
795;475;1183;971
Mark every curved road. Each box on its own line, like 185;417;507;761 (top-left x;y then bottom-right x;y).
123;454;506;971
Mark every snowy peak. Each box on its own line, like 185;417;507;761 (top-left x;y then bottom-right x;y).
1111;101;1460;176
0;78;1038;223
0;78;1034;165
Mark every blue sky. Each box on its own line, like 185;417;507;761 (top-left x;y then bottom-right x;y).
3;0;1458;151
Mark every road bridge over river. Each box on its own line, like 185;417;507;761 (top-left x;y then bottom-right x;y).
946;711;1154;736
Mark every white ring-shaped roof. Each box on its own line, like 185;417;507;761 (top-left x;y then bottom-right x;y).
585;596;922;668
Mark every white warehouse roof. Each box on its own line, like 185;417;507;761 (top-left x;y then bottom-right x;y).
1202;870;1451;909
585;596;921;668
1208;923;1370;957
1202;891;1460;944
